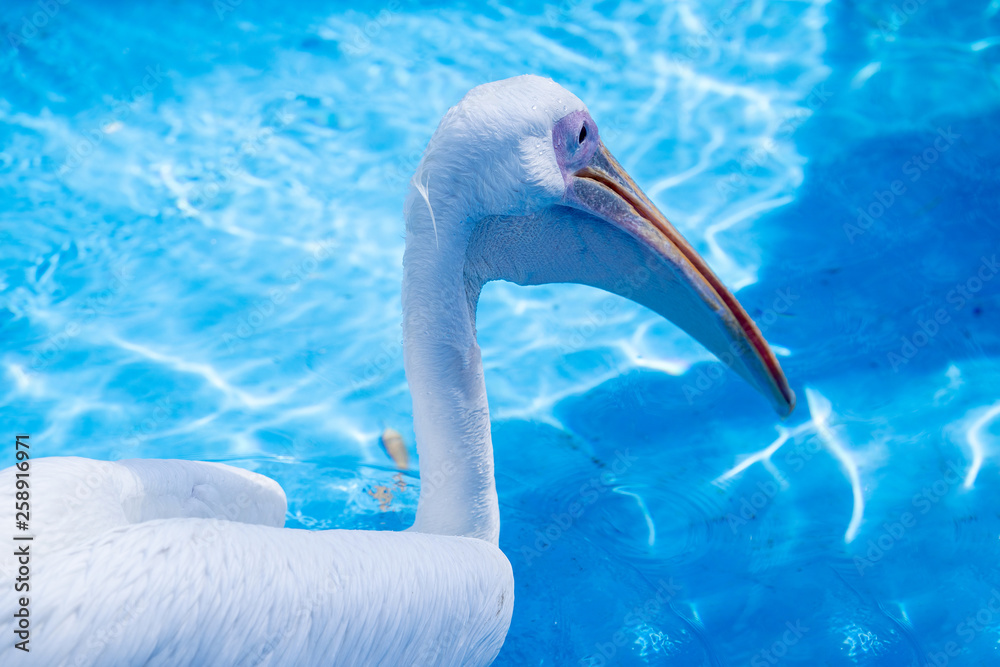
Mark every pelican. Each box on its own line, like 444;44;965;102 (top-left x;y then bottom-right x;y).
1;75;793;666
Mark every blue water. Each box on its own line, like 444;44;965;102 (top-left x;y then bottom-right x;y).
2;0;1000;664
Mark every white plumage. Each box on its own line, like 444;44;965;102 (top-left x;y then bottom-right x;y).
0;75;792;665
1;458;512;666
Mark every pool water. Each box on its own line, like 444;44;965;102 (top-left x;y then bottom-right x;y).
2;0;1000;664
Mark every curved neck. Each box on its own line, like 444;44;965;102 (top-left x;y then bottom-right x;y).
402;203;499;544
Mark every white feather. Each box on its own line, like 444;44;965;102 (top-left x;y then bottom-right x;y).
0;459;513;666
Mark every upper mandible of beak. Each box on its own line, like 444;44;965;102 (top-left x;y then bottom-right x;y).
564;142;795;416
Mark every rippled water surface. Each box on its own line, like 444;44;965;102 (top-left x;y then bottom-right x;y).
2;0;1000;664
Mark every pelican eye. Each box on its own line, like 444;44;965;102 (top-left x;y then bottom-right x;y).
578;125;587;143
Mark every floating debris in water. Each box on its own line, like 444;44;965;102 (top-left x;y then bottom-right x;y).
367;485;393;512
393;472;407;491
380;427;408;470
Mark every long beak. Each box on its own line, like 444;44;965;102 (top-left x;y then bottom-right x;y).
565;143;795;416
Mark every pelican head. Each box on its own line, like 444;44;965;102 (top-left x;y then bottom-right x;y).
402;75;794;542
405;75;794;414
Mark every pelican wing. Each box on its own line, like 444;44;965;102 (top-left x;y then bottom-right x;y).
0;457;286;554
0;458;513;666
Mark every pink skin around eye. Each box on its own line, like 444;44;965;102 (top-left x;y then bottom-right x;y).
552;109;600;185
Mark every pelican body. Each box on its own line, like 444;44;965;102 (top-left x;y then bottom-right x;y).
0;76;792;666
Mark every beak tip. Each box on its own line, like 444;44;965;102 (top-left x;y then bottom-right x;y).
776;388;796;418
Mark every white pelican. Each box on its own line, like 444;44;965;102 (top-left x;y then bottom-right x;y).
1;75;793;666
